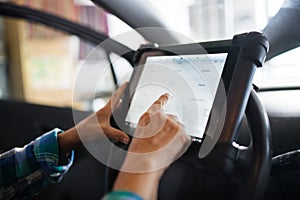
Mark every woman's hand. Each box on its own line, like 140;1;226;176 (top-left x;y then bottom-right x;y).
113;93;191;199
58;83;130;155
127;93;191;167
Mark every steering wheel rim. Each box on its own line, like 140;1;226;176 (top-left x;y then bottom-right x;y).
235;89;272;199
198;89;272;200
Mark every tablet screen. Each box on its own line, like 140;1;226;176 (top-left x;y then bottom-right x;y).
124;53;227;139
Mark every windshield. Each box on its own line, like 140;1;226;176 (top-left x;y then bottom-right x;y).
147;0;283;41
147;0;299;90
254;48;300;89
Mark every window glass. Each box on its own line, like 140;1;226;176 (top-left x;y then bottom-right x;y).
1;0;127;110
9;0;108;34
148;0;298;89
1;1;139;110
10;0;144;50
254;47;300;89
148;0;270;41
2;18;115;111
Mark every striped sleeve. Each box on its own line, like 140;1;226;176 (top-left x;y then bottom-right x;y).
0;128;74;199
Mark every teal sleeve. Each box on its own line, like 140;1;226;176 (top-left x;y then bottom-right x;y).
102;191;143;200
0;128;74;199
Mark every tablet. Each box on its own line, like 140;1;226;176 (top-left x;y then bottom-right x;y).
117;42;240;142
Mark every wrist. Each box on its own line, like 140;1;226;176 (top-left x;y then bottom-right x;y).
113;170;162;199
58;127;81;155
113;156;165;199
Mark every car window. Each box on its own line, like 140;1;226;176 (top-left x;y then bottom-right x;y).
10;0;144;50
0;0;142;111
1;17;117;111
147;0;271;41
148;0;296;89
9;0;107;33
254;47;300;89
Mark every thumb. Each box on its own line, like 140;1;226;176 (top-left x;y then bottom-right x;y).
107;128;130;144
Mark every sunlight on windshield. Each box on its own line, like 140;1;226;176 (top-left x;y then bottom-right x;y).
254;48;300;89
148;0;275;41
147;0;298;89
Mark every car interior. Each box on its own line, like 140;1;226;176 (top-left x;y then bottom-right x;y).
0;0;300;199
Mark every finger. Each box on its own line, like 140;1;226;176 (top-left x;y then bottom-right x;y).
138;112;151;126
153;93;170;106
166;114;185;132
107;128;130;144
166;114;179;123
147;93;170;113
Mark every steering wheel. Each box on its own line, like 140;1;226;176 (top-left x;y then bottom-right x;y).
236;89;272;199
209;89;272;199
